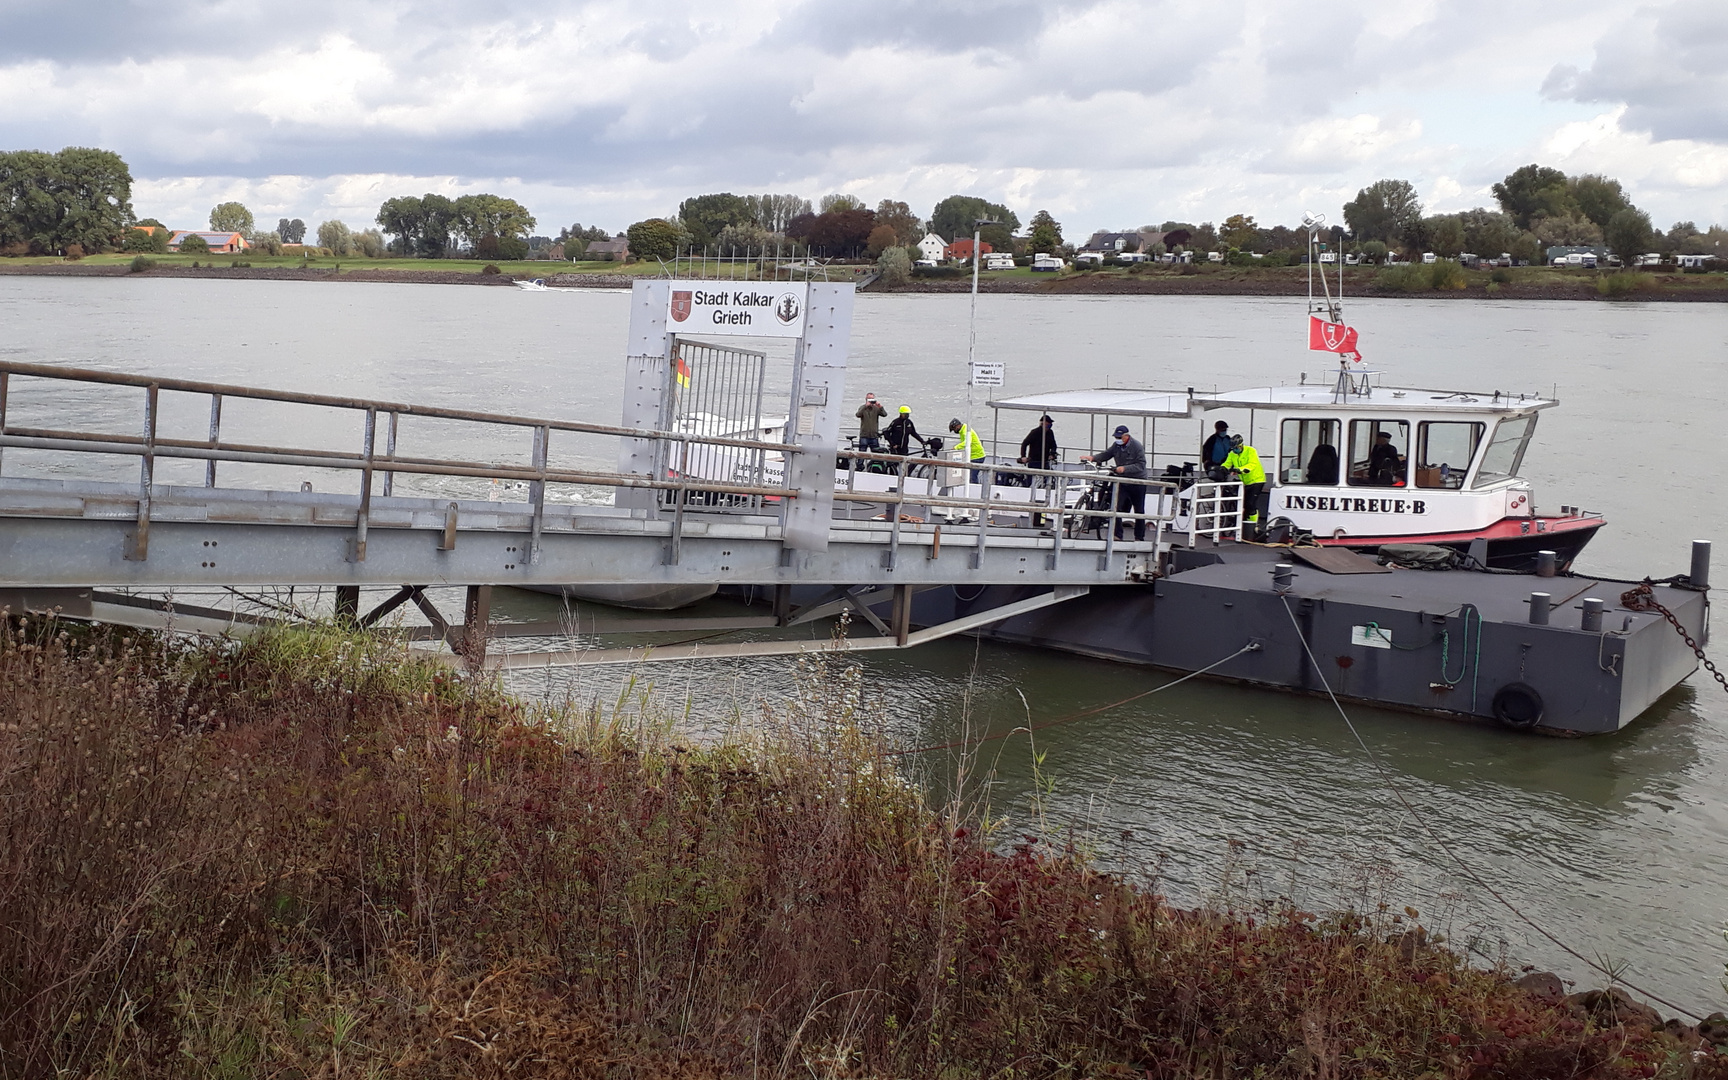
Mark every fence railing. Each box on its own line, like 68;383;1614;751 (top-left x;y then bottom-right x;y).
834;449;1183;570
0;361;803;565
0;362;1244;577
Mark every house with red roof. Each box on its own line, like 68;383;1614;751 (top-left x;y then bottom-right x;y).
943;238;993;261
169;230;250;253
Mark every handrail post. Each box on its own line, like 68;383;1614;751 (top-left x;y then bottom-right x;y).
382;410;398;497
971;464;994;569
1101;476;1120;567
127;383;158;561
204;393;222;487
1;370;11;475
353;407;376;562
666;438;689;565
884;455;908;570
529;423;548;564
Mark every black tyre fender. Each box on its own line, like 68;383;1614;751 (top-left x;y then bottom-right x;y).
1492;682;1545;729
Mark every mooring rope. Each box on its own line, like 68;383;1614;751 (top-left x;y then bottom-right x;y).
884;640;1261;757
1276;594;1704;1022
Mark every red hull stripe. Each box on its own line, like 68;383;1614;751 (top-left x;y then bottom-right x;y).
1312;516;1603;547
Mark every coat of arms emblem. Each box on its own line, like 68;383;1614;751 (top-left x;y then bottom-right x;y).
670;290;693;322
774;292;802;326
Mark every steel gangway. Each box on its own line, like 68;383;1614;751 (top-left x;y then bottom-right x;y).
0;281;1244;666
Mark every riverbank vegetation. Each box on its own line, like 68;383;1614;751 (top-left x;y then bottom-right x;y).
9;144;1725;283
3;615;1725;1077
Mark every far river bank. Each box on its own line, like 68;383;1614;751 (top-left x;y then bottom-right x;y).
4;258;1728;301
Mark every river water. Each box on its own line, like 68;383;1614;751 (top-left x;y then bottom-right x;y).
3;276;1726;1013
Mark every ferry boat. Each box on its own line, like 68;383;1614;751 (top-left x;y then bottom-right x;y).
984;367;1604;571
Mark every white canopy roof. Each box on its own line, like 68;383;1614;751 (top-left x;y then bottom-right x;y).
1191;386;1556;413
987;388;1194;418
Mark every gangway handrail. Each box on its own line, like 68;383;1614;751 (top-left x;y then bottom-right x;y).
0;362;1193;575
0;431;795;501
0;360;796;455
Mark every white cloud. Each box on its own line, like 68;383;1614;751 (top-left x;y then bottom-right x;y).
5;0;1728;236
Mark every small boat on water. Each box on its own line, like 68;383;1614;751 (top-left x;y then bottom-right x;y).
512;278;549;291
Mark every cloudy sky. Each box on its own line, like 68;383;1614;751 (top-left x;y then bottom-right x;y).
4;0;1727;238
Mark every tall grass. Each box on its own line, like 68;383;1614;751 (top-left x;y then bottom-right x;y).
0;618;1712;1078
1598;271;1659;296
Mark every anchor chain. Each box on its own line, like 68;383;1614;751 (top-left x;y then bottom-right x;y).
1621;581;1728;696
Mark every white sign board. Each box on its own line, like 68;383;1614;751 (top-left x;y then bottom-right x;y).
665;281;809;338
969;361;1006;387
1350;624;1392;649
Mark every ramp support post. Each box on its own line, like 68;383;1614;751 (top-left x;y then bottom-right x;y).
334;586;360;625
891;583;912;646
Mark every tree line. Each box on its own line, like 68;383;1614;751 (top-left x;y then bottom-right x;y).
1337;166;1725;266
4;145;1725;269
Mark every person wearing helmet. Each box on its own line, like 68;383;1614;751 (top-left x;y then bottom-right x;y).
948;416;986;483
1081;424;1149;541
885;405;922;456
1222;433;1268;539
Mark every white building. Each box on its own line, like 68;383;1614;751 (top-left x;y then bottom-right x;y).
917;232;946;264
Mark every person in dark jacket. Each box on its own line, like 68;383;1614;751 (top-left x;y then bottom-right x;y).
1201;420;1232;478
1019;414;1058;468
1368;430;1403;485
1018;413;1059;522
1305;443;1339;484
1081;425;1149;541
885;405;922;456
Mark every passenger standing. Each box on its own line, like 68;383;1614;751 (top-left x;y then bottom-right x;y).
1201;420;1232;479
1018;414;1058;471
1019;413;1059;525
949;417;986;483
1081;425;1149;542
855;393;886;452
1222;434;1268;539
885;406;922;456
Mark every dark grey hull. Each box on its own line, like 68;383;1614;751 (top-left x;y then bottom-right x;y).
838;545;1707;736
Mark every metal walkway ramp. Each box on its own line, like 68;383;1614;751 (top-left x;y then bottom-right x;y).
0;362;1160;592
0;278;1226;665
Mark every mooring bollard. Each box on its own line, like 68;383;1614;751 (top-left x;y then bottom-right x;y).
1691;539;1712;590
1271;563;1294;593
1536;550;1557;578
1581;597;1604;632
1528;592;1551;625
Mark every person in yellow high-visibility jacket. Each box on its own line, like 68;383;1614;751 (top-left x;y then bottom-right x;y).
948;417;987;483
1222;434;1268;539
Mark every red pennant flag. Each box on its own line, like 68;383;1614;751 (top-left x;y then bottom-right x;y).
1308;315;1362;360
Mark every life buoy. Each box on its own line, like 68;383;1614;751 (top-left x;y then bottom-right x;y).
1491;682;1544;728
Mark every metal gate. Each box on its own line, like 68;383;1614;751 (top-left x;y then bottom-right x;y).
659;336;773;512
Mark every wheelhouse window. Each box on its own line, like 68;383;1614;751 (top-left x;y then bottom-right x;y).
1278;418;1340;485
1472;414;1538;488
1347;420;1408;487
1415;421;1484;489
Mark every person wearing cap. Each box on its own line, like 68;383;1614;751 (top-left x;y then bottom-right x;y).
885;405;922;456
1018;414;1058;472
948;417;987;483
1368;430;1403;486
1018;413;1059;522
855;393;887;452
1201;420;1232;479
1222;434;1268;539
1081;425;1149;541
